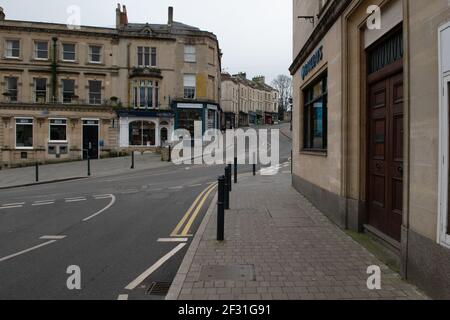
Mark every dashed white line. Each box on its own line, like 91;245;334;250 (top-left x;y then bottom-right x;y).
2;202;25;207
32;201;55;206
117;294;129;300
0;205;23;210
65;197;87;203
39;235;67;240
188;184;202;188
168;186;183;190
125;243;187;290
158;238;188;243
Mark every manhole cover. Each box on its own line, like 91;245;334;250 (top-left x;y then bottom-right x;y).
145;281;172;296
198;265;255;281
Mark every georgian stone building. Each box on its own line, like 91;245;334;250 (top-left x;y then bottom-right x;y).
291;0;450;299
0;5;221;167
220;72;279;129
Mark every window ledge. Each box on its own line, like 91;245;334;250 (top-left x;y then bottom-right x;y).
300;149;327;157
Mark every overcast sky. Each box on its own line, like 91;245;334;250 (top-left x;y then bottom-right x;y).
1;0;292;84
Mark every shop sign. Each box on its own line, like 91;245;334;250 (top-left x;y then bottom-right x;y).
301;46;323;80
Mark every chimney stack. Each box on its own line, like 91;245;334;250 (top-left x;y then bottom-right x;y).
0;7;5;21
115;3;128;29
168;7;173;26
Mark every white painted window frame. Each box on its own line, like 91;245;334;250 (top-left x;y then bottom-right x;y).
48;118;68;143
438;22;450;249
15;117;34;150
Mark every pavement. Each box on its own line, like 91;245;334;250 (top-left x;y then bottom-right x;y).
166;170;427;300
0;152;170;189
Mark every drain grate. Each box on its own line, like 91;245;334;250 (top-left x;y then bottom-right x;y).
145;281;172;296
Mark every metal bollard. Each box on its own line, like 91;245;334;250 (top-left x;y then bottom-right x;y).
224;167;230;210
87;152;91;176
227;164;232;192
131;151;135;169
253;163;256;176
217;175;225;241
234;157;238;184
35;162;39;182
168;145;172;163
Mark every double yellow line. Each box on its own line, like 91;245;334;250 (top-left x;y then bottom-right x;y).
170;182;218;237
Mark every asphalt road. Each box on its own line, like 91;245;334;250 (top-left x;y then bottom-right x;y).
0;124;292;300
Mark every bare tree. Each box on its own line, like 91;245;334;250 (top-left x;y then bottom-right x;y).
271;75;292;120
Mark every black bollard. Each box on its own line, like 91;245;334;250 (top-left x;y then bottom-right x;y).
253;163;256;176
227;164;232;192
234;157;238;184
131;151;135;169
217;175;225;241
224;167;230;210
168;145;172;162
35;162;39;182
87;152;91;176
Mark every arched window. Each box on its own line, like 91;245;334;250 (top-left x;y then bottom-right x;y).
129;121;156;146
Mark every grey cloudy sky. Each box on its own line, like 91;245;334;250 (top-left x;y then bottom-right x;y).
2;0;292;83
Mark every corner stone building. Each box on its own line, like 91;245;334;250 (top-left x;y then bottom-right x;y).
291;0;450;299
0;5;221;167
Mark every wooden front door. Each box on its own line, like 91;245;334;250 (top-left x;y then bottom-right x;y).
368;72;404;242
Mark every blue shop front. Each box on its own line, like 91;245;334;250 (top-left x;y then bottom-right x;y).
172;101;221;136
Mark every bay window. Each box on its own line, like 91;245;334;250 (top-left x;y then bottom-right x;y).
132;80;159;109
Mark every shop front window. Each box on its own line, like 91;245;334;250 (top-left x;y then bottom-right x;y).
303;73;327;151
49;119;67;142
178;109;201;137
16;118;33;148
129;121;155;146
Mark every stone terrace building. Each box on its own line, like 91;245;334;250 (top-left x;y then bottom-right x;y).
220;72;279;128
0;5;222;167
290;0;450;298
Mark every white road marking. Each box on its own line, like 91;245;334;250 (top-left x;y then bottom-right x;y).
188;184;202;188
125;243;187;290
168;186;183;190
0;240;59;263
158;238;188;243
0;205;23;210
82;194;116;222
117;294;129;300
32;201;55;206
65;197;87;203
2;202;25;207
121;190;139;194
147;188;163;192
39;235;67;240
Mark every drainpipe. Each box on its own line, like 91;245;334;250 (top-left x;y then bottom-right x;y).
51;37;58;103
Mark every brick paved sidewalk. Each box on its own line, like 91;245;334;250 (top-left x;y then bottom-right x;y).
167;171;427;300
